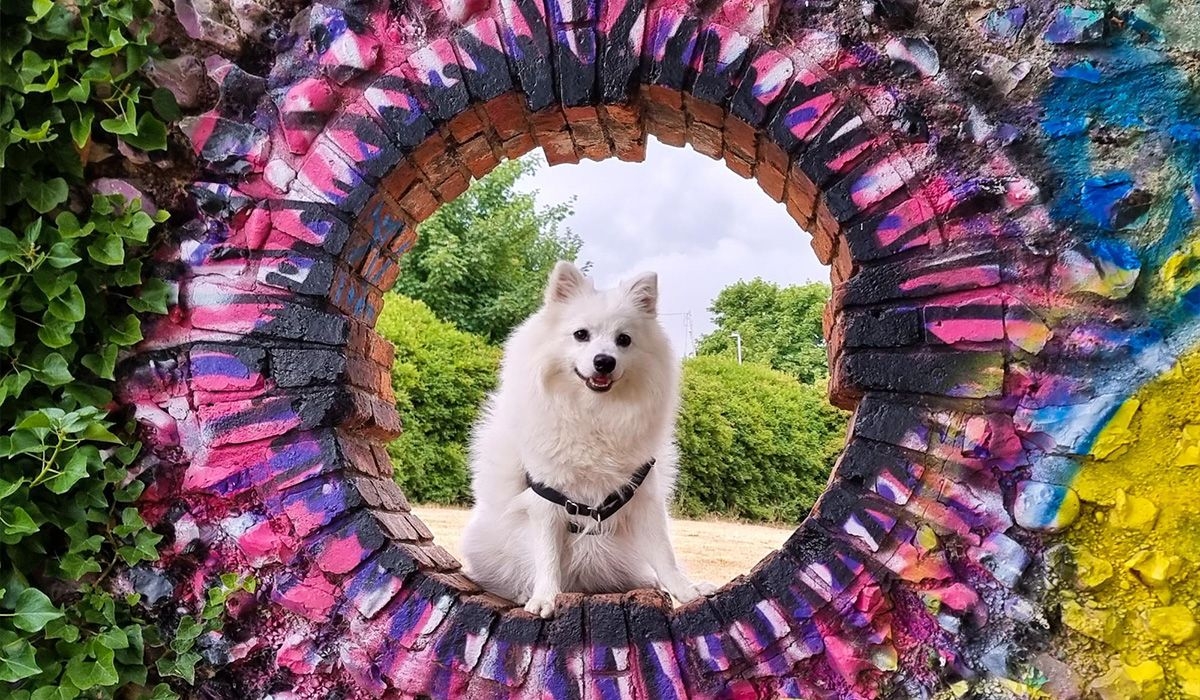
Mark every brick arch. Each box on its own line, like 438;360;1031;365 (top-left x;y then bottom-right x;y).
121;0;1130;696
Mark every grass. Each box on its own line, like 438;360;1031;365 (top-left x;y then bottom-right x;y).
412;504;795;586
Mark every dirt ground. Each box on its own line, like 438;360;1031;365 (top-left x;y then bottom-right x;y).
412;505;794;586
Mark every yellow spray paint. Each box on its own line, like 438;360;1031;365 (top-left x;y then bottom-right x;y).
1063;347;1200;698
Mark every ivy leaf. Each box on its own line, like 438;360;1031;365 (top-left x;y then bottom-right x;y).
49;284;85;322
37;319;74;348
28;0;55;21
46;241;81;268
24;177;68;213
107;314;141;345
86;233;123;265
47;449;90;494
38;352;73;386
69;107;93;149
81;343;118;380
0;306;14;347
11;587;64;632
121;113;166;152
3;506;39;536
127;278;169;314
98;103;136;136
65;640;119;689
150;87;181;121
0;638;40;681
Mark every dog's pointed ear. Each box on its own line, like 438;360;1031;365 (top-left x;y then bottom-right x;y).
545;261;591;305
624;271;658;315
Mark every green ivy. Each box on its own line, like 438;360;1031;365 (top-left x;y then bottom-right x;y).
0;0;188;695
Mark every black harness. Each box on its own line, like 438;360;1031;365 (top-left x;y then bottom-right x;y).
525;459;655;534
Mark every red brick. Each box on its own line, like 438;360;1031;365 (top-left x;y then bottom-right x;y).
687;118;723;160
643;84;682;109
563;106;612;161
722;116;757;162
830;229;856;286
398;180;439;222
754;141;788;202
447;108;486;144
540;129;581;166
435;171;471;203
411;132;466;185
724;151;754;179
600;104;646;162
479;92;531;142
502;132;536;160
458;134;501;179
381;164;420;204
683;94;723;127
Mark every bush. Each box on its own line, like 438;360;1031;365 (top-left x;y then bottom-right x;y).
377;294;501;504
674;356;849;523
0;0;189;695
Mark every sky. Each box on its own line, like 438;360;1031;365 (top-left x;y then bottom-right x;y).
516;137;828;357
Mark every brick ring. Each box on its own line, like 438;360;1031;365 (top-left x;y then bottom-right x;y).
120;0;1200;696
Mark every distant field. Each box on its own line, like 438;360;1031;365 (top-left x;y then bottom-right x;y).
412;505;794;586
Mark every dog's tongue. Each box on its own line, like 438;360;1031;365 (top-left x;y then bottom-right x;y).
592;375;611;387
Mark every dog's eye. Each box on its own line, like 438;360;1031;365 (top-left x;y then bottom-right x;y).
615;333;632;348
573;329;590;342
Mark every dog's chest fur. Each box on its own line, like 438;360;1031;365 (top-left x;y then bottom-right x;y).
520;392;666;505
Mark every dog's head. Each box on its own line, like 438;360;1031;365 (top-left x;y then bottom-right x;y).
529;261;674;396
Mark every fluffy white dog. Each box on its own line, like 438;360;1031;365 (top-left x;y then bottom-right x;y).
461;261;716;617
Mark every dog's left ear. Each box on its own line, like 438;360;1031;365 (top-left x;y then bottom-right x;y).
624;272;658;315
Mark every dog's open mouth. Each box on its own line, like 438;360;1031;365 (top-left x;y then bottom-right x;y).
575;369;615;392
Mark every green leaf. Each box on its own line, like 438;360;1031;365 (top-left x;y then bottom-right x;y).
128;278;169;313
46;241;81;268
107;314;141;345
150;87;181;121
65;640;118;689
122;114;167;152
98;103;136;136
49;284;85;322
47;449;89;494
25;177;69;213
0;306;14;347
59;553;101;580
86;233;123;265
3;506;39;536
28;0;55;21
32;685;80;700
11;587;63;632
38;352;73;386
81;343;118;380
81;421;121;444
0;637;40;681
69;107;94;149
38;319;75;348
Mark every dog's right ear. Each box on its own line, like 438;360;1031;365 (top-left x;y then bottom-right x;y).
545;261;591;305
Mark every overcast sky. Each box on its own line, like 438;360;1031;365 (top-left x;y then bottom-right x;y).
516;138;828;357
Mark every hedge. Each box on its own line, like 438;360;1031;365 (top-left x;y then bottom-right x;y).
377;294;502;504
674;356;849;523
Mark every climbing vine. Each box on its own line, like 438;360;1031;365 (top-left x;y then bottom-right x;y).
0;0;199;695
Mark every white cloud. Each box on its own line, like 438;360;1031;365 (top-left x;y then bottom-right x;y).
517;138;827;356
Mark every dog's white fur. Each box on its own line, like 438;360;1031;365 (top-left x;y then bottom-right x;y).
461;261;715;617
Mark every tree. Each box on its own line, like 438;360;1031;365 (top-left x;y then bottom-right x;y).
376;294;502;504
394;158;586;344
674;356;849;523
695;279;831;384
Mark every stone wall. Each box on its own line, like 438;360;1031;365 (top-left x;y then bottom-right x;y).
118;0;1200;696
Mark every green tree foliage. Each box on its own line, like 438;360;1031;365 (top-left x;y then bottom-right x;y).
695;279;831;384
393;158;585;344
377;294;501;504
0;0;212;696
674;356;848;523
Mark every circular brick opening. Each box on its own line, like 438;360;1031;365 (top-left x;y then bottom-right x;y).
120;0;1078;696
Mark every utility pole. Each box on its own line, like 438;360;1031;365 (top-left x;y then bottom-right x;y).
730;331;743;364
684;311;695;357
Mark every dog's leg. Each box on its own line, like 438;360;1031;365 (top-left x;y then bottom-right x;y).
634;502;718;603
523;499;566;618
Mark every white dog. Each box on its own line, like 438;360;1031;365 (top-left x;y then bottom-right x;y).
460;261;716;617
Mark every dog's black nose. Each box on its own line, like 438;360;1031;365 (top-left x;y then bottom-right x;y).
593;354;616;374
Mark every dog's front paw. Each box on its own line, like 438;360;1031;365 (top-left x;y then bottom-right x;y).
524;595;557;618
673;581;719;603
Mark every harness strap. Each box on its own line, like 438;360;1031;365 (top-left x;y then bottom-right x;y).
525;459;655;533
